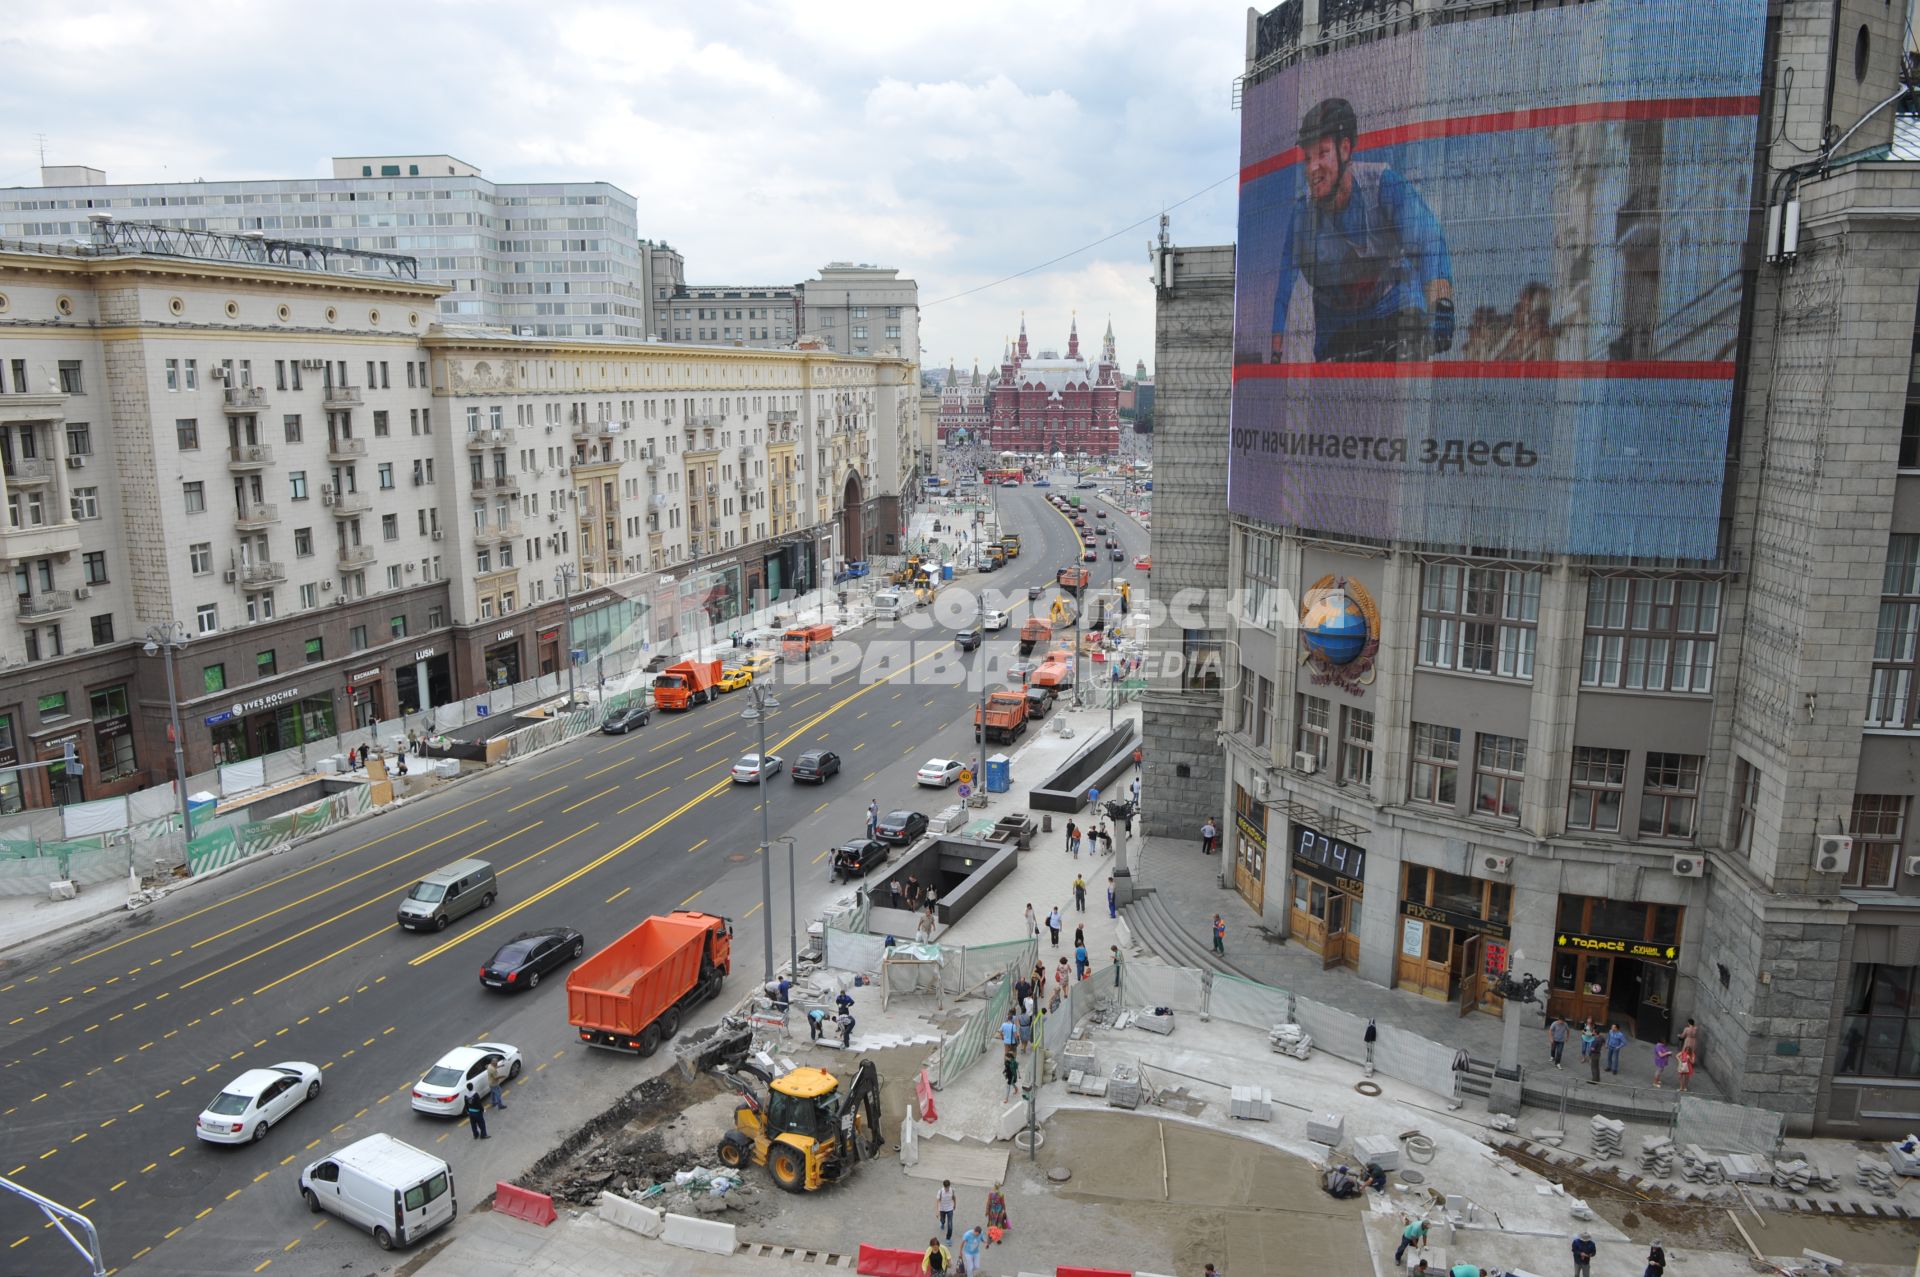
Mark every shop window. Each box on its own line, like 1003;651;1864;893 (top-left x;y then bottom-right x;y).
1847;794;1906;890
304;637;324;664
89;685;134;781
203;664;225;694
1590;897;1649;941
1581;577;1719;693
37;691;68;721
1639;753;1701;840
1473;733;1526;822
1567;746;1626;832
1417;564;1539;680
1410;722;1460;807
1295;694;1329;770
1339;706;1374;787
256;650;276;679
1839;963;1920;1077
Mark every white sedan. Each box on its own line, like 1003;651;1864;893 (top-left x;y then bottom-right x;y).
983;610;1010;631
410;1042;522;1116
730;753;785;783
195;1061;322;1144
916;758;965;787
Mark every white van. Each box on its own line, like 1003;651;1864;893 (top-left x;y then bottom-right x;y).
299;1133;456;1251
873;590;907;621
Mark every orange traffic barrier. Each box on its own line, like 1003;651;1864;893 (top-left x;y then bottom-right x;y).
1056;1268;1129;1277
916;1068;939;1122
493;1180;557;1227
857;1244;926;1276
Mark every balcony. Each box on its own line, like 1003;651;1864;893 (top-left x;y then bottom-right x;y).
465;428;508;452
233;503;279;530
223;385;270;413
472;473;520;494
15;590;73;621
227;443;274;470
324;490;370;517
337;544;375;569
321;384;362;409
472;521;521;544
240;560;286;586
325;436;366;461
2;457;54;487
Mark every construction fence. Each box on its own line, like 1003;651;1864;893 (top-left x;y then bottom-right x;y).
184;786;376;877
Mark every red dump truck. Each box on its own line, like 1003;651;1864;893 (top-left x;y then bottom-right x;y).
1017;617;1053;656
652;658;722;711
1056;566;1091;597
974;689;1030;744
781;622;834;662
566;911;733;1056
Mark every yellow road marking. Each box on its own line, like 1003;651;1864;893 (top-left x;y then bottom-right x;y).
678;891;702;908
648;729;695;752
605;887;631;904
528;759;580;779
685;759;727;781
507;785;568;813
695;731;737;753
890;720;902;728
633;756;683;781
560;786;619;813
814;802;829;814
688;839;708;854
616;786;671;815
743;902;763;918
863;771;877;782
811;848;831;864
582;758;626;780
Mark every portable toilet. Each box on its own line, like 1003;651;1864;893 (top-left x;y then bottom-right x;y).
941;562;955;581
985;753;1011;794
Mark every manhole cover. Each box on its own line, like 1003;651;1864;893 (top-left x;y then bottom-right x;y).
1400;1170;1425;1184
1046;1167;1071;1183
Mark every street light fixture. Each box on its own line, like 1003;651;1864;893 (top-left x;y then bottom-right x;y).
740;682;782;984
142;622;195;846
554;564;578;706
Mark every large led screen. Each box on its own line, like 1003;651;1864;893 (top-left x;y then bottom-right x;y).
1229;0;1764;559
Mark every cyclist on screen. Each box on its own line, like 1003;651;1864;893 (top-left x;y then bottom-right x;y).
1269;97;1456;363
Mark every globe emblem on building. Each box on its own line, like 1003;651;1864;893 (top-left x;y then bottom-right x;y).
1301;590;1368;666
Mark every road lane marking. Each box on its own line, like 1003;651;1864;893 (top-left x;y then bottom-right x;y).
684;759;727;781
605;887;631;904
694;731;737;753
856;711;868;720
632;756;683;781
582;758;626;780
507;785;568;813
648;729;695;752
678;891;702;908
743;902;763;918
863;772;877;782
890;720;902;728
687;839;708;854
528;759;580;779
816;731;830;741
811;848;831;864
616;786;671;815
814;802;829;814
560;786;619;813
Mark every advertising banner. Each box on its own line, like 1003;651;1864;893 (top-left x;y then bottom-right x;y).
1230;0;1764;558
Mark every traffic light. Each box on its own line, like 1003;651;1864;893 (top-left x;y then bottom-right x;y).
62;740;83;777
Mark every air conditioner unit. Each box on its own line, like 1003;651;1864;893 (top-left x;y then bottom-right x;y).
1814;833;1854;874
1671;854;1705;878
65;455;86;469
1906;854;1920;878
321;493;337;507
320;578;333;591
1481;853;1514;875
1292;750;1318;775
1251;773;1272;802
299;359;326;370
210;366;229;381
221;569;236;584
72;586;92;600
431;530;443;541
405;562;416;573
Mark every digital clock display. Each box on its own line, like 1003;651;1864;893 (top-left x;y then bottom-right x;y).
1293;826;1366;883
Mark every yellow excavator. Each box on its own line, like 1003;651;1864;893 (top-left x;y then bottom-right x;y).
713;1058;886;1192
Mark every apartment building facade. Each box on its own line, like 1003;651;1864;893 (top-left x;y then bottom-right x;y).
2;155;644;338
646;247;919;359
0;227;910;814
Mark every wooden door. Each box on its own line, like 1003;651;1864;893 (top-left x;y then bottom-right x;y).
1458;934;1484;1016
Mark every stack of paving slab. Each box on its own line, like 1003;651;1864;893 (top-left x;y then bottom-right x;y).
1858;1157;1900;1197
1307;1112;1345;1147
1353;1132;1400;1172
1229;1086;1272;1122
1637;1137;1675;1176
1718;1153;1771;1185
1066;1068;1109;1097
1770;1158;1837;1194
1889;1138;1920;1177
1107;1064;1143;1111
1269;1023;1313;1059
1135;1009;1175;1036
1588;1116;1625;1160
1680;1145;1725;1185
1059;1040;1098;1080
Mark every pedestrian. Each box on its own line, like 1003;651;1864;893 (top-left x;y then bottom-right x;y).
1364;1019;1378;1069
1676;1045;1695;1091
1212;914;1226;955
396;753;408;777
1587;1026;1602;1084
1065;820;1077;856
464;1090;489;1139
1578;1018;1597;1062
837;1009;855;1048
1605;1022;1626;1075
1644;1240;1666;1277
1069;821;1082;858
906;875;920;907
1024;902;1038;938
1073;923;1085;952
836;989;856;1016
808;1008;825;1042
917;906;935;944
1200;816;1217;855
1548;1014;1569;1069
999;1014;1018;1052
774;976;793;1010
1680;1017;1700;1068
1395;1218;1429;1264
1111;944;1124;987
1075;942;1089;980
1652;1040;1672;1087
1046;907;1062;947
1015;1004;1033;1052
936;1179;957;1242
1073;874;1087;912
1203;1267;1221;1277
1001;1048;1020;1104
1054;956;1070;1004
1571;1231;1597;1277
867;799;879;838
1107;877;1117;919
486;1059;507;1110
960;1224;985;1277
921;1236;951;1276
1015;975;1033;1007
1131;776;1140;805
985;1181;1009;1243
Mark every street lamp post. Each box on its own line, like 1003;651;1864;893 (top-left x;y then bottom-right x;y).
143;622;195;846
741;682;781;984
555;564;578;706
777;834;799;978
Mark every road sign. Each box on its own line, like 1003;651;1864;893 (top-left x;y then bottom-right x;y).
958;782;972;799
959;769;973;785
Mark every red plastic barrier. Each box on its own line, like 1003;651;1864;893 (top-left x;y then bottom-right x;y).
857;1244;926;1276
493;1180;557;1227
1056;1268;1129;1277
916;1068;938;1122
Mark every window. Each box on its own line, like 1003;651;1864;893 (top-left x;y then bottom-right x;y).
256;649;277;679
1847;794;1906;889
1473;734;1527;821
165;358;180;391
189;542;212;574
1410;723;1461;807
385;565;402;590
289;471;308;500
1417;564;1539;679
65;423;91;455
70;487;98;520
57;360;83;394
1567;747;1627;832
390;614;408;639
38;691;69;720
378;463;394;489
1839;964;1920;1077
175;418;199;450
196;603;218;634
298;583;318;609
90;614;113;645
428;606;444;629
1872;535;1920;727
284;414;302;443
1339;706;1374;787
182;481;205;513
1295;694;1330;770
1236;665;1271;746
1903;404;1920;471
294;527;313;557
1581;577;1720;693
382;513;399;541
183;359;197;390
203;663;225;694
1639;753;1701;840
82;551;107;585
1242;530;1281;629
374;410;389;437
1182;629;1225;692
349;625;368;652
1734;758;1761;857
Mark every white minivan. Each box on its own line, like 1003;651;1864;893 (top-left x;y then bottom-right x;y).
299;1133;456;1251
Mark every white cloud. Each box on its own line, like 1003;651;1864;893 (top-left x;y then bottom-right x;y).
0;0;1246;371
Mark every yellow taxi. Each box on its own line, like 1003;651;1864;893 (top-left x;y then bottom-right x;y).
716;666;755;693
739;650;777;678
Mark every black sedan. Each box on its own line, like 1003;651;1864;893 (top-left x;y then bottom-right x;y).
601;703;652;734
955;626;985;651
480;927;585;991
1111;548;1125;561
792;749;842;783
874;809;930;846
831;838;890;881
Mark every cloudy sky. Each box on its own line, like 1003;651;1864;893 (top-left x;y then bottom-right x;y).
0;1;1246;375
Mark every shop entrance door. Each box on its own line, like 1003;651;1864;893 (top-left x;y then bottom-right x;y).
1458;934;1485;1016
1321;893;1348;971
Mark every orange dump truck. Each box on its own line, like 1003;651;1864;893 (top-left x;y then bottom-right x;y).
652;658;722;711
1056;566;1091;596
1017;618;1053;656
566;911;733;1056
1029;649;1076;691
781;623;834;662
974;690;1030;744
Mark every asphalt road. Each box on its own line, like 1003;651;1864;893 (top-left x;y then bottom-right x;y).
0;473;1146;1277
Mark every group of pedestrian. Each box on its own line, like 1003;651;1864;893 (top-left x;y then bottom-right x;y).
922;1178;1010;1275
1575;1231;1662;1277
806;990;858;1048
463;1058;509;1139
1546;1015;1698;1091
1198;815;1221;855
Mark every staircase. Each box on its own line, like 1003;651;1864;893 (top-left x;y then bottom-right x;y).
1121;887;1261;982
1454;1054;1496;1102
